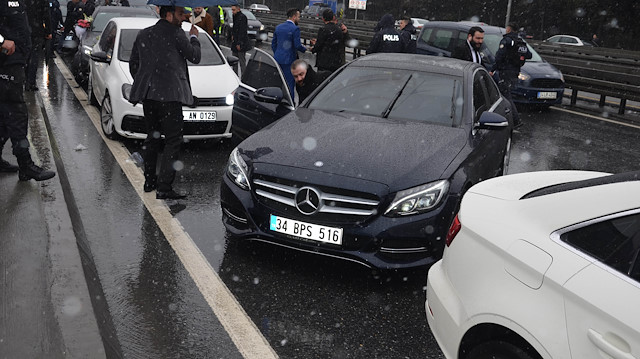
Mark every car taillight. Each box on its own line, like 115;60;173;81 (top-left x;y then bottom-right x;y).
446;214;461;247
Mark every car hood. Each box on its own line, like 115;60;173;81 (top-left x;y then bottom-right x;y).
82;30;101;48
521;61;563;79
247;19;262;28
118;62;240;97
239;109;468;191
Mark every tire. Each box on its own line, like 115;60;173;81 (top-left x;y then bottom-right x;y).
88;75;98;106
467;341;536;359
100;93;119;140
499;135;512;176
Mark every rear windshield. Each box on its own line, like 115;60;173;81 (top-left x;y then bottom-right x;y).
118;29;225;66
307;67;463;127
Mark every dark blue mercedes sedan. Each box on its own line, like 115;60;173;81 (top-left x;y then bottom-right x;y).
221;54;513;269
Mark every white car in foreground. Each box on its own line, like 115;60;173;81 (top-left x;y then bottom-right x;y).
426;170;640;359
88;17;240;141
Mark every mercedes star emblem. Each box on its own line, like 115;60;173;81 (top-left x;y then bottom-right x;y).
295;187;321;215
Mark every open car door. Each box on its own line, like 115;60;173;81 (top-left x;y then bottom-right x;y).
232;48;295;142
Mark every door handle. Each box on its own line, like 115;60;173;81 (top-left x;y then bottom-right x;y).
238;92;250;100
587;329;636;359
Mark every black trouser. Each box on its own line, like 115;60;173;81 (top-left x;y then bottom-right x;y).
497;69;521;126
232;48;246;75
26;36;44;87
142;100;183;192
0;65;34;167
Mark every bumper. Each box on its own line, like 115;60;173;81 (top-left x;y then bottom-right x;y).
220;174;457;269
426;260;466;359
114;101;233;140
512;86;564;105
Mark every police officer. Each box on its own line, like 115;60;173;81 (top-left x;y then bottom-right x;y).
367;13;402;54
398;15;417;53
25;0;51;90
208;4;223;44
0;0;56;181
490;23;531;128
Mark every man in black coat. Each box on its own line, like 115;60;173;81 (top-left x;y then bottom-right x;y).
0;0;56;180
129;6;201;200
452;26;484;65
398;16;417;53
25;0;51;90
230;4;249;75
290;59;330;104
367;14;402;54
311;9;342;72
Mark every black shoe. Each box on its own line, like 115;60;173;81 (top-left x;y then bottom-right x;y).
18;164;56;181
143;181;157;192
0;158;19;172
156;190;187;200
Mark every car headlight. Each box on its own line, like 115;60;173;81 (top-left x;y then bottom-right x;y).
83;45;92;55
226;93;234;106
518;72;530;81
226;148;250;190
260;25;265;31
384;180;449;217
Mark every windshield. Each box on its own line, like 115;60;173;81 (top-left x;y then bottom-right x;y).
307;67;463;127
241;9;256;20
118;29;225;65
92;12;156;32
482;33;543;62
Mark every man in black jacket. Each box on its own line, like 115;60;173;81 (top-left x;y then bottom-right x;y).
490;23;531;128
129;6;201;199
311;9;342;72
367;14;402;54
25;0;51;90
398;16;417;53
231;4;249;74
0;0;56;180
452;26;484;64
291;59;330;103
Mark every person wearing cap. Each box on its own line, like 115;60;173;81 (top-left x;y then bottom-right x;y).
310;9;343;72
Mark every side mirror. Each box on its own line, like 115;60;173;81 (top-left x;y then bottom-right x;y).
476;112;509;129
90;50;110;63
226;55;239;68
255;87;284;104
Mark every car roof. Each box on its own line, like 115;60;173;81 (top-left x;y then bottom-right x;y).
352;53;480;76
108;17;206;33
423;21;504;35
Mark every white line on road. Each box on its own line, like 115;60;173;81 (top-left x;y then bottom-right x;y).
551;106;640;130
53;57;278;359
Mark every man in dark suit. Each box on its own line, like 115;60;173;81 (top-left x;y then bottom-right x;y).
129;5;201;200
290;59;330;103
231;4;250;75
452;26;484;65
271;8;307;101
310;9;342;72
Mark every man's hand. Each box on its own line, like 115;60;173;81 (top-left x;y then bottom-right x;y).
45;34;52;40
310;38;316;46
189;25;198;37
340;24;347;33
235;44;240;51
1;39;16;56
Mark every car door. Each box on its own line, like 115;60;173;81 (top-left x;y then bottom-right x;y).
561;212;640;359
91;21;117;102
232;48;294;141
468;69;506;180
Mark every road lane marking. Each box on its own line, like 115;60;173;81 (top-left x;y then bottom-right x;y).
551;106;640;130
53;57;278;359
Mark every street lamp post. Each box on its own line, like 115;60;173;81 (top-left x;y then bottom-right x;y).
505;0;512;27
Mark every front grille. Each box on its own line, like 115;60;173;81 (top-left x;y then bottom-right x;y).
530;78;564;89
121;116;228;136
193;97;228;107
253;176;381;225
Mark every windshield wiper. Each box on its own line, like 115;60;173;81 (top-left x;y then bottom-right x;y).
381;74;413;118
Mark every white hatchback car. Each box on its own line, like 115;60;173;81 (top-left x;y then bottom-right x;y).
248;3;270;12
426;170;640;359
544;34;593;46
88;17;240;141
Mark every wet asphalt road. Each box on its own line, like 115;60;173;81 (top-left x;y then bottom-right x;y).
40;48;640;358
